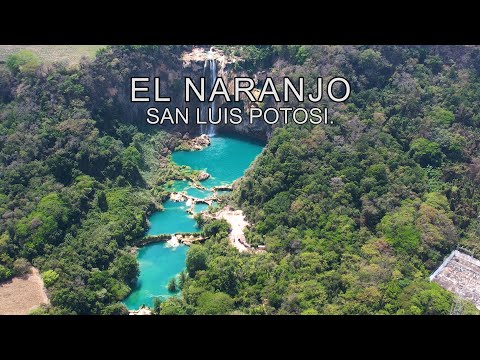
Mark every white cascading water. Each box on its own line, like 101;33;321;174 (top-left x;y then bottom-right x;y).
200;49;217;135
200;60;208;134
166;235;180;248
208;58;217;136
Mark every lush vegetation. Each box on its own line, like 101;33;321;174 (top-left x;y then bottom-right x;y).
216;45;309;72
0;46;191;314
0;46;105;65
159;46;480;314
2;45;480;314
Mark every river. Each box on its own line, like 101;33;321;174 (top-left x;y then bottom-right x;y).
123;135;264;309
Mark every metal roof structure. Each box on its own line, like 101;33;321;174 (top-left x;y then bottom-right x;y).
430;250;480;310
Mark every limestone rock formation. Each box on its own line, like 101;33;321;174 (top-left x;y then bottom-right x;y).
177;134;211;151
198;171;210;181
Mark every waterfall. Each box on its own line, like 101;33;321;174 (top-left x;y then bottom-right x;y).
200;50;218;135
200;61;208;135
165;235;180;248
208;59;217;136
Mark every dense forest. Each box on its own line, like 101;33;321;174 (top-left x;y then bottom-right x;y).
1;45;480;314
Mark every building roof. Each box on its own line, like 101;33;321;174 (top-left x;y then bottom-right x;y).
430;250;480;310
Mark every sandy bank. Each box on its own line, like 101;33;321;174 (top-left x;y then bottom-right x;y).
214;207;251;252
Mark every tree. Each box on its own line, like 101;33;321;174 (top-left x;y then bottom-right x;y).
428;107;455;127
160;297;190;315
194;213;205;227
153;297;163;314
116;124;138;146
46;153;74;184
203;219;230;239
0;265;13;282
15;192;70;258
50;285;92;314
97;190;108;212
122;146;142;168
0;66;12;102
301;308;319;315
410;138;443;167
196;291;234;315
186;245;208;277
41;270;59;287
13;258;31;276
29;306;49;315
167;277;178;292
110;254;139;287
399;282;452;315
5;50;40;74
178;271;188;289
101;303;129;315
378;202;421;253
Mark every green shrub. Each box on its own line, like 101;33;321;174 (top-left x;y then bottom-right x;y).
0;265;13;282
42;270;59;287
6;50;40;74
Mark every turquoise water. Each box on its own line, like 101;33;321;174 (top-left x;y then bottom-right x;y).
146;200;199;235
173;136;264;188
186;187;211;199
123;243;188;309
166;180;190;192
124;135;264;309
194;202;209;213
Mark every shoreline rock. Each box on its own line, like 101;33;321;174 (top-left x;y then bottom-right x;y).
198;171;210;181
170;192;187;202
129;306;152;315
177;233;206;246
177;134;211;151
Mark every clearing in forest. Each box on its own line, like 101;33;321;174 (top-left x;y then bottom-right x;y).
0;45;105;64
0;267;49;315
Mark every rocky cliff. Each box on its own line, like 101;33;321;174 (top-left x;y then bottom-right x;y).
87;46;273;140
180;46;273;140
85;45;480;141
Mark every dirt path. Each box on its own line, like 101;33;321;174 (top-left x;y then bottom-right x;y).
215;208;251;252
0;267;49;315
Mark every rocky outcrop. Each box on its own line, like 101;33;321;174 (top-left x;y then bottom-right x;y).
193;134;210;149
93;45;272;140
129;306;152;315
170;192;187;202
181;46;240;74
213;185;233;191
181;47;272;140
177;234;206;245
197;171;210;181
176;134;211;151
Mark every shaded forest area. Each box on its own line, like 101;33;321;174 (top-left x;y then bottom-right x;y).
1;45;480;314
